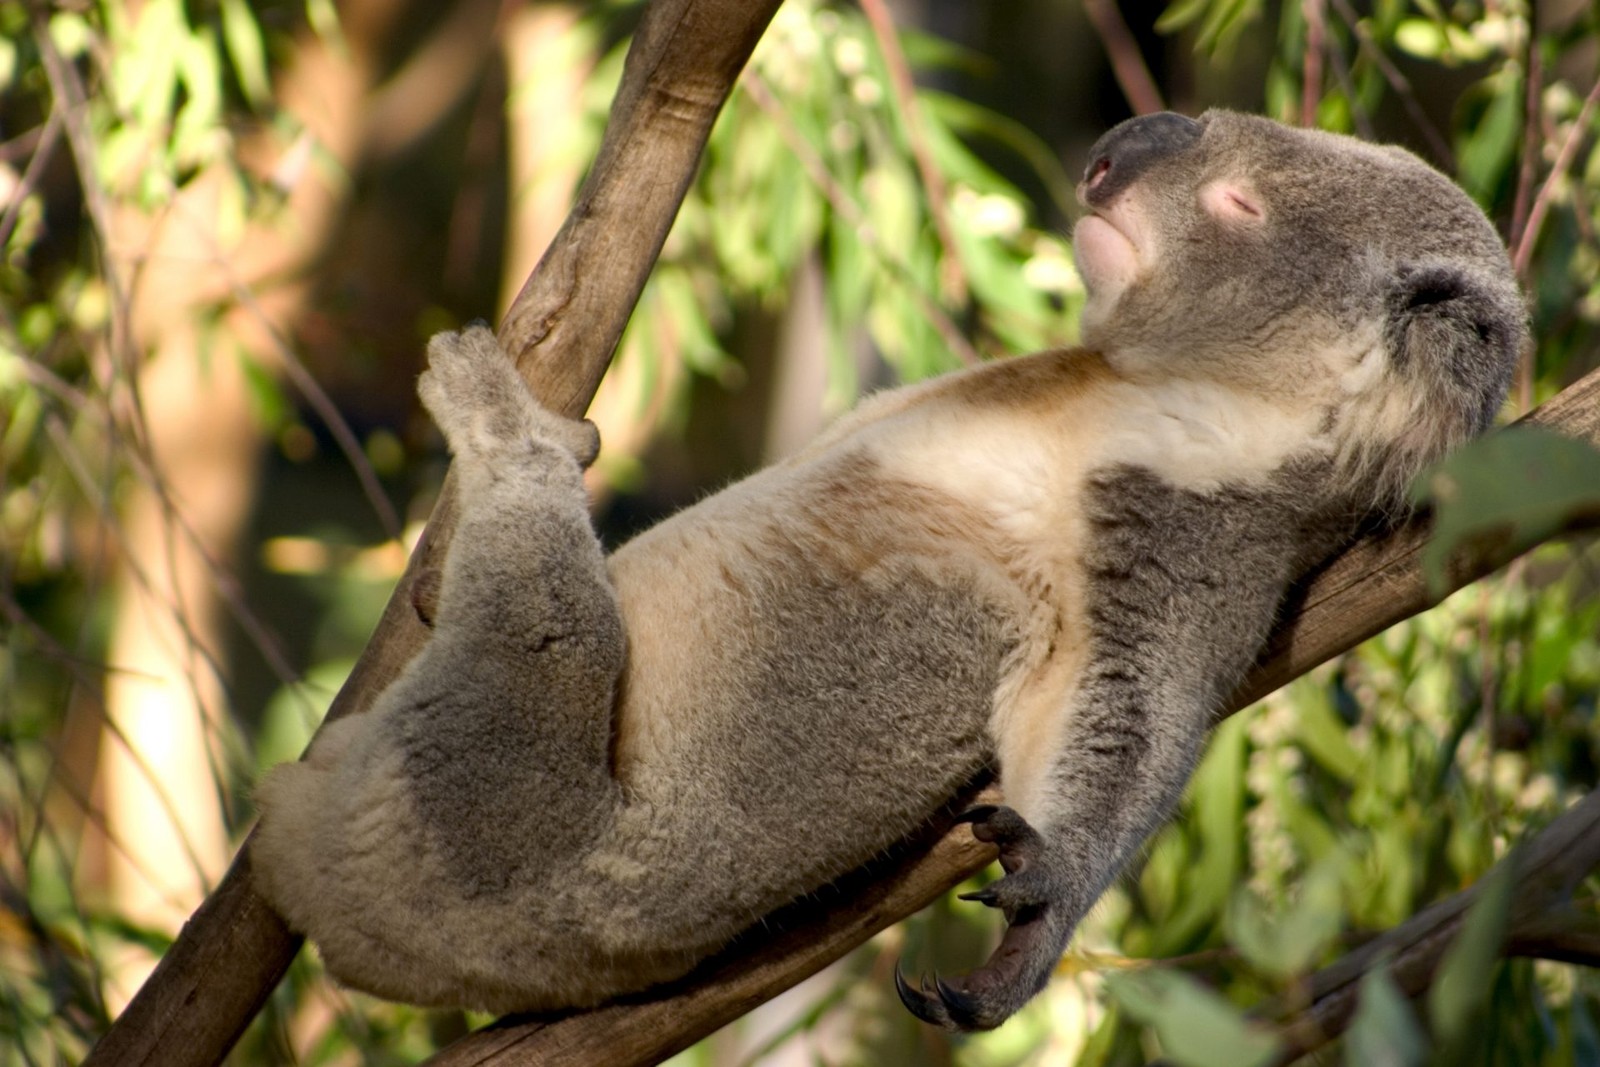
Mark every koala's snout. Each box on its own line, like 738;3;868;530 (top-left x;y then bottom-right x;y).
1081;112;1202;207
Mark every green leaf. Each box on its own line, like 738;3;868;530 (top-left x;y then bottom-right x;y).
1105;968;1280;1067
220;0;272;108
1158;0;1216;33
47;12;91;59
1455;66;1522;202
1416;427;1600;593
1292;683;1362;783
1158;716;1246;948
1344;964;1428;1067
1570;989;1600;1067
1227;854;1344;978
1428;858;1514;1050
304;0;345;54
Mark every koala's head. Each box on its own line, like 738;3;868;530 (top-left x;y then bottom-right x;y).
1073;109;1526;509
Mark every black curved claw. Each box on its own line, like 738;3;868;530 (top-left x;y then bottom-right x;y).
934;976;984;1030
958;886;1001;907
894;962;951;1027
894;961;992;1031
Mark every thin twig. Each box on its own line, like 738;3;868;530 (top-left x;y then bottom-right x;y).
1508;39;1544;256
0;108;62;251
1511;75;1600;280
1322;17;1374;140
858;0;967;306
0;594;200;922
1330;0;1454;165
219;281;404;540
742;69;981;367
41;417;241;883
1264;785;1600;1065
1082;0;1164;116
34;16;246;840
18;351;311;721
1509;35;1545;412
1301;0;1326;128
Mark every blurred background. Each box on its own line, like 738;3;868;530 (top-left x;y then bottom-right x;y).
4;0;1600;1063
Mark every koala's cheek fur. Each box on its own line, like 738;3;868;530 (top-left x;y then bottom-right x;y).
252;113;1524;1031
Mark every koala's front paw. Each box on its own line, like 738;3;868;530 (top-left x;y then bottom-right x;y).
895;805;1078;1031
418;325;600;467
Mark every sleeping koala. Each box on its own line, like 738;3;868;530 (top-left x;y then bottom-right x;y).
253;110;1524;1031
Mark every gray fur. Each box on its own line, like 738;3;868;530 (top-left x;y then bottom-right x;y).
252;111;1525;1029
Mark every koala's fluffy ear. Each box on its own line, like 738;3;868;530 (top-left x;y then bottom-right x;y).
1386;261;1525;438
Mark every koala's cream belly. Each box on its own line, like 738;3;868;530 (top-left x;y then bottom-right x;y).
599;452;1028;934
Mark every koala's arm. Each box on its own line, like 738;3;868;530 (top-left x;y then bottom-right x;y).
899;468;1307;1030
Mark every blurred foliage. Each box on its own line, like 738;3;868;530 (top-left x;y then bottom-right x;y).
2;0;1599;1064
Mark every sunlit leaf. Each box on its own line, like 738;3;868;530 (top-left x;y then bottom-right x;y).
219;0;271;107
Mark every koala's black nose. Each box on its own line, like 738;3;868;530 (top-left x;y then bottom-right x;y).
1082;112;1203;206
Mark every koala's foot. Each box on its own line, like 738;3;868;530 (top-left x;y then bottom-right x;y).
418;325;600;467
895;805;1076;1031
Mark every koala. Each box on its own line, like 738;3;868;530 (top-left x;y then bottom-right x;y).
252;110;1524;1031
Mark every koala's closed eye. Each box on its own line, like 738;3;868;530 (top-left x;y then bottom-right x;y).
1200;180;1264;223
253;109;1523;1033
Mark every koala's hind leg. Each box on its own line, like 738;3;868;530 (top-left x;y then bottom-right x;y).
403;325;626;890
254;327;627;1010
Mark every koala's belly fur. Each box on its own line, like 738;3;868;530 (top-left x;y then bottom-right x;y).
253;347;1328;1014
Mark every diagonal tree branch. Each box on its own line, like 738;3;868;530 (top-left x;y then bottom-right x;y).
1264;782;1600;1065
83;2;783;1065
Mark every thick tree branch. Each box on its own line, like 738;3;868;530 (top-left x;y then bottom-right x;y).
83;3;781;1065
417;368;1600;1067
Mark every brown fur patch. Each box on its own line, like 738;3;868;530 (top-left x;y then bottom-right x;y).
919;347;1117;413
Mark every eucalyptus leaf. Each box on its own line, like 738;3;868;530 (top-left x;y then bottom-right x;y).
1105;968;1280;1067
1227;855;1344;978
1415;427;1600;593
1344;964;1428;1067
219;0;272;107
1428;858;1514;1050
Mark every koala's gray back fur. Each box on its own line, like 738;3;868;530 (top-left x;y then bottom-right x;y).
253;110;1526;1027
